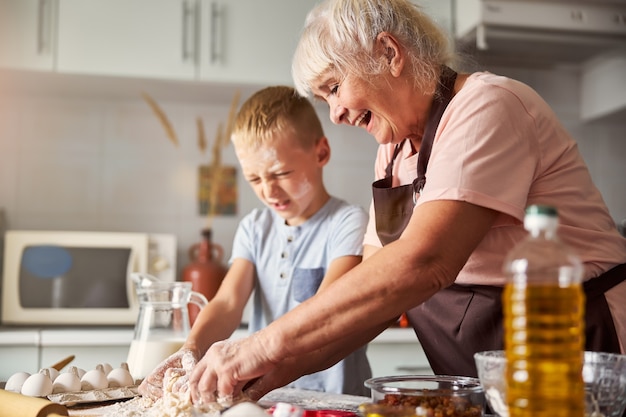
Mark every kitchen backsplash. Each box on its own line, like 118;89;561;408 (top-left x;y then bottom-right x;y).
0;65;624;277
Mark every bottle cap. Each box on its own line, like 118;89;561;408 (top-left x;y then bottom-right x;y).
525;205;557;217
524;204;558;232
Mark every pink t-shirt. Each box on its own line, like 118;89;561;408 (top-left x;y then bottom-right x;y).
363;71;626;286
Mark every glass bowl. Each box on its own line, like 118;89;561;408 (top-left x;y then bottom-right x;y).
363;375;485;417
473;350;626;417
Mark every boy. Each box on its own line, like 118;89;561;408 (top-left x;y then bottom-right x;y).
139;86;371;399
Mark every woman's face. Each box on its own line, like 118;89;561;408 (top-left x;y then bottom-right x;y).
311;69;427;146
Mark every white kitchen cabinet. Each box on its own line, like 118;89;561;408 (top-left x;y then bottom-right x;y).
54;0;317;85
0;329;40;380
39;329;134;375
413;0;453;34
367;328;433;377
0;0;57;71
197;0;317;85
56;0;196;80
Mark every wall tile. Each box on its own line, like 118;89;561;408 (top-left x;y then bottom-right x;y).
16;152;101;218
1;67;624;269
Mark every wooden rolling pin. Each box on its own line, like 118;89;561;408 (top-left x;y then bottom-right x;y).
0;390;68;417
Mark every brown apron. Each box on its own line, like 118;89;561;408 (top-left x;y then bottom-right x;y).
372;66;626;378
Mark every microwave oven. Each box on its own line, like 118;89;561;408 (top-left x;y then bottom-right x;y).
1;230;177;326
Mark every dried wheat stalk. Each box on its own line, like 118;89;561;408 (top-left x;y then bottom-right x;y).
205;90;241;226
141;92;179;147
196;117;207;153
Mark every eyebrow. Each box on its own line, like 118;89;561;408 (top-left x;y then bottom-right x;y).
313;74;336;96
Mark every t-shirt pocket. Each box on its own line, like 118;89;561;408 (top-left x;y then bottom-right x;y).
292;267;325;302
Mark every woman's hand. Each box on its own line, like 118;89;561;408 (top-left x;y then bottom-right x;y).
138;347;199;400
189;333;277;404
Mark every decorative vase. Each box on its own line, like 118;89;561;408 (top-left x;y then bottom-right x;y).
181;228;228;325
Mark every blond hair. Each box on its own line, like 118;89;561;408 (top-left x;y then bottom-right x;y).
292;0;455;97
231;86;324;150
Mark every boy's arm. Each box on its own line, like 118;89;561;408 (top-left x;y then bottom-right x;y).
184;257;255;355
317;205;369;293
363;244;381;261
317;255;362;293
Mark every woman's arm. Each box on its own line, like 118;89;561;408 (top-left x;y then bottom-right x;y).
190;200;498;401
242;319;393;400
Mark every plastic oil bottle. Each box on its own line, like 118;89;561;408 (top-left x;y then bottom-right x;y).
503;205;585;417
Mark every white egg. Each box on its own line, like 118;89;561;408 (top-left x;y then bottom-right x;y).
52;366;81;393
4;371;31;393
107;362;134;387
21;370;53;397
222;402;269;417
80;364;108;391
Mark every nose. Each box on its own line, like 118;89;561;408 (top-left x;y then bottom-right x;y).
261;179;279;199
328;97;347;125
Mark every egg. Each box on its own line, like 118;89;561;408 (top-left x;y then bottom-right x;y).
107;362;134;388
80;364;108;391
21;369;53;397
52;366;81;393
222;402;274;417
4;371;31;393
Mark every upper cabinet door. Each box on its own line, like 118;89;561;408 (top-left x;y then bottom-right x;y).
56;0;196;79
413;0;453;34
197;0;317;86
0;0;58;71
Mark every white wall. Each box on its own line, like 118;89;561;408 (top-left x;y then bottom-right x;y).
0;82;379;276
0;66;624;278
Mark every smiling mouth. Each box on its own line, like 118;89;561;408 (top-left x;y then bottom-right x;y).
353;110;371;127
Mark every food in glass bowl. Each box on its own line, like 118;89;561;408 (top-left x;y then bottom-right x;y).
361;375;485;417
473;350;626;417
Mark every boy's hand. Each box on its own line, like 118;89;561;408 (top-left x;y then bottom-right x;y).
138;348;199;400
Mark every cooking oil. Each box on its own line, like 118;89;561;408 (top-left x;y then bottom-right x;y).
503;205;585;417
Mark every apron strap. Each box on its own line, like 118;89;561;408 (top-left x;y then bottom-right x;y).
413;66;457;194
380;66;457;194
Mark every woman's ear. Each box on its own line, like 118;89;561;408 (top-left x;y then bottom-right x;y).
376;32;404;77
316;136;331;166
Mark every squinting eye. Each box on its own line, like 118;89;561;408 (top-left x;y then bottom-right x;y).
329;85;339;95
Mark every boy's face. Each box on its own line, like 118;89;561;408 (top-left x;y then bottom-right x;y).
235;132;329;226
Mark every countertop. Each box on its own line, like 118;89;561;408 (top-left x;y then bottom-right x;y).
0;326;419;346
63;387;370;416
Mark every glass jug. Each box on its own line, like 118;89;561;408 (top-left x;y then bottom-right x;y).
126;273;208;380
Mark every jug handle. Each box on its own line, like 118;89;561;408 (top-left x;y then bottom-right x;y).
189;291;209;310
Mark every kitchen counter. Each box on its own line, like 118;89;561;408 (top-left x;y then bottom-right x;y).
63;387;370;416
0;326;430;380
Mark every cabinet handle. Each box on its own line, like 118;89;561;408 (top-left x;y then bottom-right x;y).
209;2;222;64
181;0;197;62
37;0;51;55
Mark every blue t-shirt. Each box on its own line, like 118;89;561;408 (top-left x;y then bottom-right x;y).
231;196;371;396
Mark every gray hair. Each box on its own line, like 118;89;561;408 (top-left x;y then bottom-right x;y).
292;0;454;98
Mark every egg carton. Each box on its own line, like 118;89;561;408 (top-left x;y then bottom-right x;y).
4;362;139;405
47;384;140;406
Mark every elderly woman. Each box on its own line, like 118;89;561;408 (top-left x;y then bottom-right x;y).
188;0;626;404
